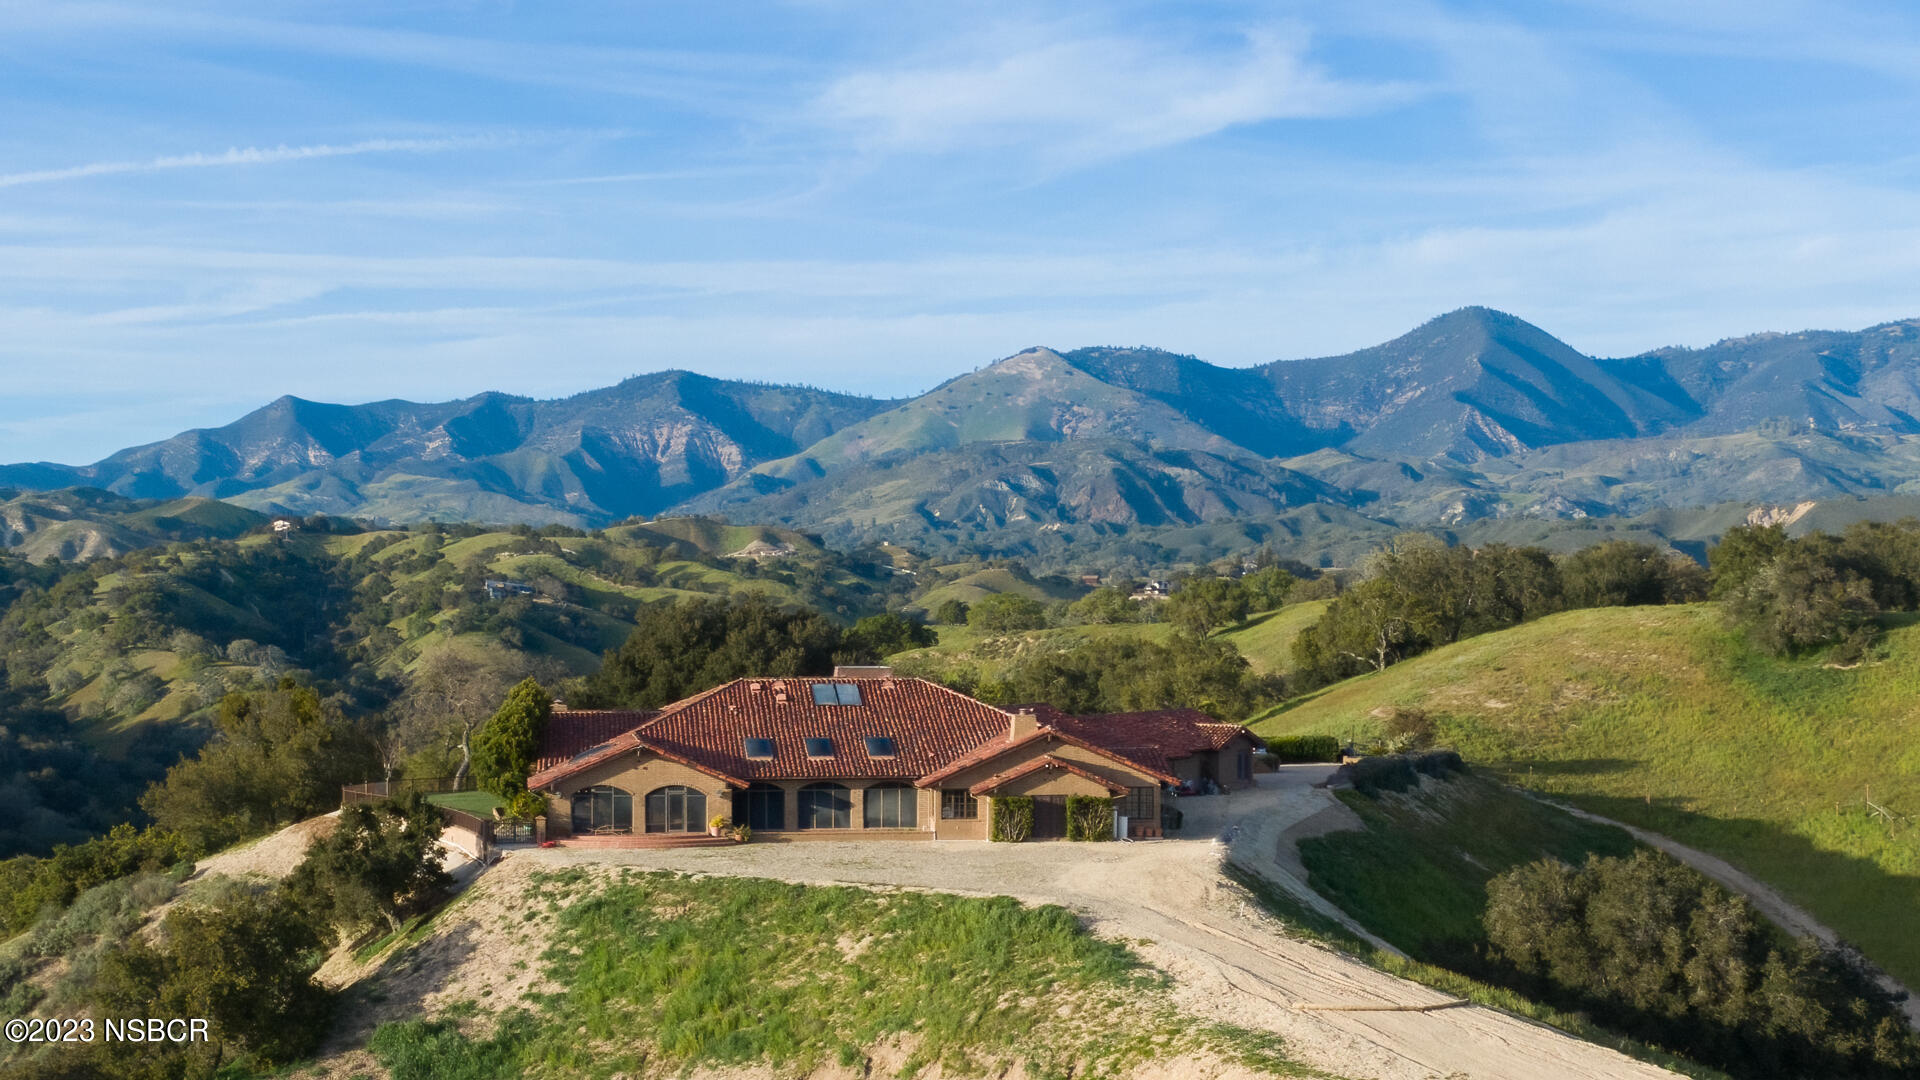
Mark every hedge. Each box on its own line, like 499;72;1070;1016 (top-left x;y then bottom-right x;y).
1267;734;1342;763
989;796;1033;842
1345;750;1468;795
1064;796;1115;841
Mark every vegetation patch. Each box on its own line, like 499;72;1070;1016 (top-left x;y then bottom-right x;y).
367;870;1325;1078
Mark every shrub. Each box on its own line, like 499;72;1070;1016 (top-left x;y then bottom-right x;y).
990;796;1034;842
1267;735;1341;763
1345;751;1465;796
1065;796;1115;841
968;593;1048;633
1486;851;1920;1078
473;678;552;797
285;794;451;939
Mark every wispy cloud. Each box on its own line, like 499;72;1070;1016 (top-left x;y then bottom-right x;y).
0;135;513;189
816;25;1422;161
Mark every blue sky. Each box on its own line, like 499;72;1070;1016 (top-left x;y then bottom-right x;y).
4;0;1920;465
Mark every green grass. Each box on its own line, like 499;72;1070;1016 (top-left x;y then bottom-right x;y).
426;791;507;816
1297;774;1640;960
1219;600;1328;675
365;870;1337;1079
886;621;1175;684
1251;602;1920;988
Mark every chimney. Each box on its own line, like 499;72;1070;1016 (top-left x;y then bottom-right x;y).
550;698;567;713
1009;707;1040;742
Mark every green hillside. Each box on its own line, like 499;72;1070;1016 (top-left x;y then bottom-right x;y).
1220;600;1327;675
907;566;1088;615
1251;603;1920;987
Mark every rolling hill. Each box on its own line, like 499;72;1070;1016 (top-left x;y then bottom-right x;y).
1247;603;1920;989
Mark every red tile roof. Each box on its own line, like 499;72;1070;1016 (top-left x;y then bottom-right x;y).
968;755;1129;797
531;677;1020;788
915;725;1179;788
1055;709;1253;759
533;708;659;772
527;681;1239;793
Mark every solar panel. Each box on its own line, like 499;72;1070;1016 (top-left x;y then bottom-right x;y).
811;682;863;705
804;737;834;757
864;736;896;757
742;737;775;759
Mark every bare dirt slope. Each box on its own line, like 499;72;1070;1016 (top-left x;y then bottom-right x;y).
523;767;1678;1080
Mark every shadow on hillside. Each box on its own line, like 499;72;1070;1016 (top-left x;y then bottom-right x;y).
1538;790;1920;991
320;916;497;1055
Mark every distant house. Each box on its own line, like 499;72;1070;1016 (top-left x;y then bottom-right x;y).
1078;574;1102;588
484;579;536;600
1130;580;1172;600
271;519;294;533
526;667;1261;845
726;539;798;559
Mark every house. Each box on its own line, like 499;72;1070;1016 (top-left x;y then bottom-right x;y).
525;667;1262;845
484;579;537;600
1129;580;1172;601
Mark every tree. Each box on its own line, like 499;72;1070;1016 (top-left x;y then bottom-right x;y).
966;593;1047;633
472;678;551;796
1485;851;1919;1078
1065;586;1140;625
579;594;842;709
286;794;451;937
140;679;376;849
92;890;334;1071
839;612;936;660
1726;546;1879;656
1240;566;1298;612
1165;577;1250;635
931;598;970;625
399;648;527;788
1709;524;1790;599
1560;541;1705;608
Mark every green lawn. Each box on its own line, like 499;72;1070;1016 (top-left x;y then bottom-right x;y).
426;791;507;816
1252;602;1920;988
365;869;1330;1079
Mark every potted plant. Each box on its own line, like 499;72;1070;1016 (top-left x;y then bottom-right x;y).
730;823;752;843
709;814;731;837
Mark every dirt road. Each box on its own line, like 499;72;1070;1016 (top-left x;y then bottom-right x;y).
526;767;1677;1080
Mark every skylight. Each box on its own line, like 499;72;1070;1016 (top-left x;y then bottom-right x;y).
811;683;863;705
804;737;835;757
864;736;896;758
743;737;775;759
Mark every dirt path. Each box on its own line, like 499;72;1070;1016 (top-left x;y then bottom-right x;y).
520;767;1677;1080
1543;797;1920;1028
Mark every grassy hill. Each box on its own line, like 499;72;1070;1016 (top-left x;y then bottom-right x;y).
1249;603;1920;988
906;566;1089;615
1220;601;1327;676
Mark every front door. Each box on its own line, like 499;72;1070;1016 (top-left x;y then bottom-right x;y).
1031;795;1067;840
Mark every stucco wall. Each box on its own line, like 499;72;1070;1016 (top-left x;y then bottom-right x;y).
546;751;736;837
935;735;1163;793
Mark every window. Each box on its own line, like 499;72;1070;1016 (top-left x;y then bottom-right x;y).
864;783;917;829
740;783;784;830
797;782;850;829
644;786;708;834
863;736;896;758
804;737;834;758
1118;787;1155;824
810;683;862;705
570;786;632;835
742;737;775;759
940;788;977;820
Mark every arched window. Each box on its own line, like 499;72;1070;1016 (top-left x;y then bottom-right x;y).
570;786;633;835
863;783;917;829
644;786;708;834
797;782;851;830
740;783;785;830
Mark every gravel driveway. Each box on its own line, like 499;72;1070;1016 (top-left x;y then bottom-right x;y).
514;766;1679;1080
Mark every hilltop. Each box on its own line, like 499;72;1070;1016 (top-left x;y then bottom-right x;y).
1249;603;1920;989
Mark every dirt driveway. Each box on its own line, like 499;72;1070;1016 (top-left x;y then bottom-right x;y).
519;767;1677;1080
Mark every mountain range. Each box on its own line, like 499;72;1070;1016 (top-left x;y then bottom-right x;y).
9;306;1920;551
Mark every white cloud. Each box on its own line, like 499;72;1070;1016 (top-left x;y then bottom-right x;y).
816;25;1421;160
0;135;515;189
